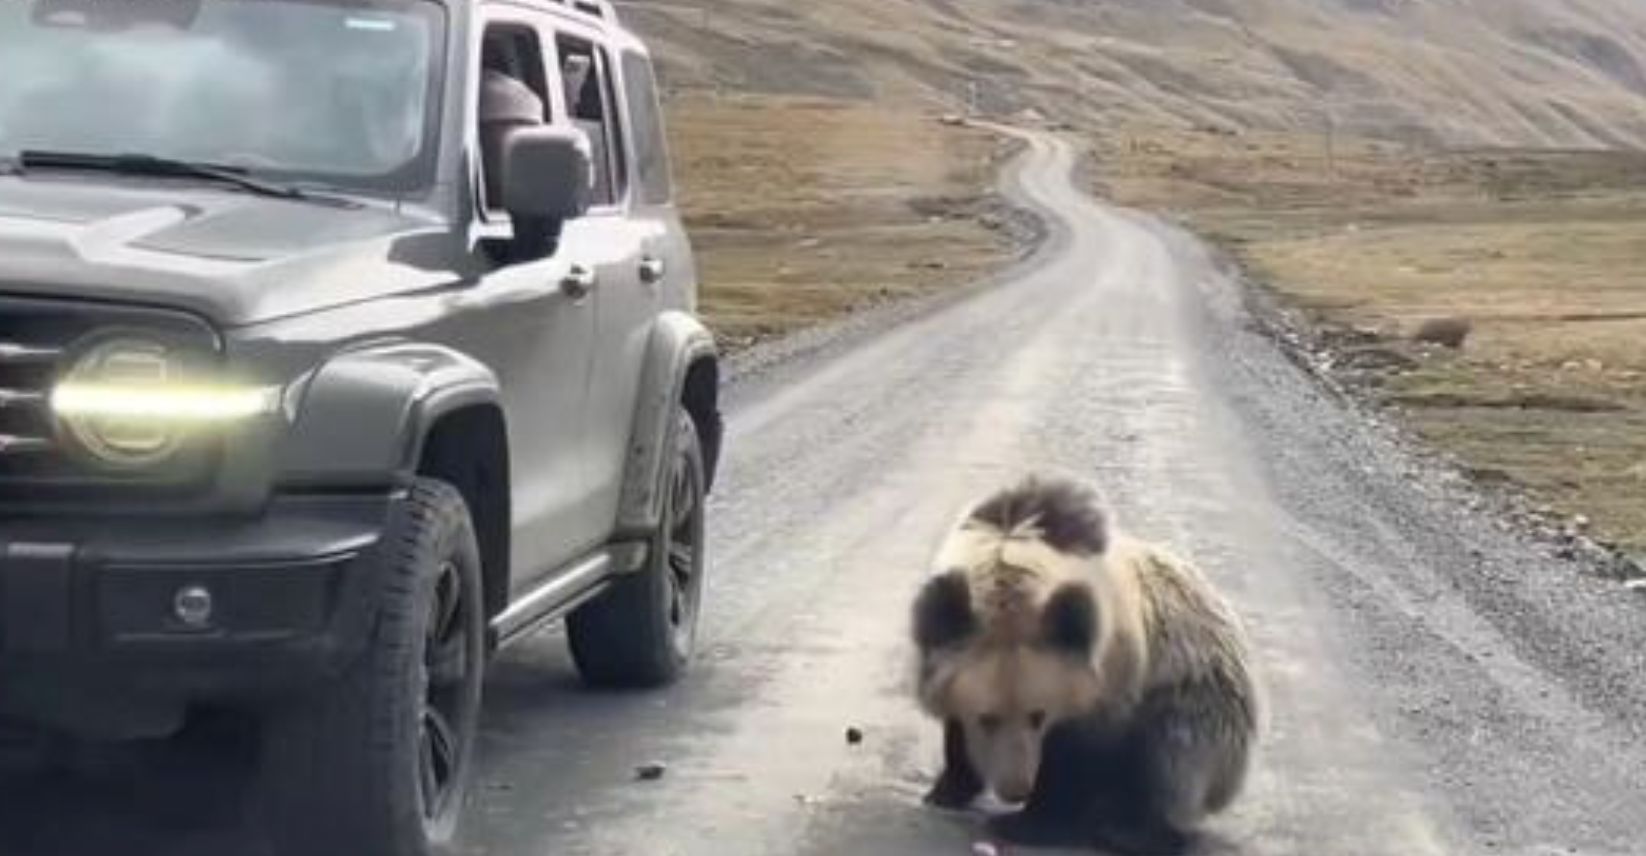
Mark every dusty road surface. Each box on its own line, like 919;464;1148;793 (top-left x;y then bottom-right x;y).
4;131;1646;856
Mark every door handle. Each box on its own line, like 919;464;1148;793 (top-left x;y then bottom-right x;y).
561;265;597;300
638;256;666;285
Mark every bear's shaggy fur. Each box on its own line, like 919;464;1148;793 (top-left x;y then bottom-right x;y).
912;475;1259;854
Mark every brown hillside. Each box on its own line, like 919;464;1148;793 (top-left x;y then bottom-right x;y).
623;0;1646;147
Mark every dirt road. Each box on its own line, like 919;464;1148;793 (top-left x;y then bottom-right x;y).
5;131;1646;856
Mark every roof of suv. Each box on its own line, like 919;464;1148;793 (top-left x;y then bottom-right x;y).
525;0;621;29
515;0;648;53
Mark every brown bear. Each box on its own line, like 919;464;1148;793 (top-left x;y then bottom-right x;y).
912;475;1259;854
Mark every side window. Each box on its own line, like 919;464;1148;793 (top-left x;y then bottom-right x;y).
557;35;627;207
477;24;551;214
621;52;673;206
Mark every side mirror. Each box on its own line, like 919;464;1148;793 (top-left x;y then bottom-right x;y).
501;125;592;224
494;125;592;262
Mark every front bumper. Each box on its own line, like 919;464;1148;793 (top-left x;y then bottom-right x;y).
0;493;395;736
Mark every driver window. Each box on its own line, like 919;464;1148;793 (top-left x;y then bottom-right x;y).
477;24;550;215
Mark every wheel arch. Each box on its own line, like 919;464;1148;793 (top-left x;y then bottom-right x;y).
681;356;722;489
279;343;501;481
615;312;721;537
416;405;512;623
278;342;512;618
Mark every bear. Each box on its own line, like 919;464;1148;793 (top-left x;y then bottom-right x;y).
912;475;1259;855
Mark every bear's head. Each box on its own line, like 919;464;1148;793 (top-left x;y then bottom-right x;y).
913;570;1102;803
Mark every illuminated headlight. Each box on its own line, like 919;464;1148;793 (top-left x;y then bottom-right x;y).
50;338;276;468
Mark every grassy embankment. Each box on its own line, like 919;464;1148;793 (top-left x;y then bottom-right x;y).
1094;127;1646;552
666;95;1025;349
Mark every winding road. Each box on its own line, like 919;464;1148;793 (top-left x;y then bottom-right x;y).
5;130;1646;856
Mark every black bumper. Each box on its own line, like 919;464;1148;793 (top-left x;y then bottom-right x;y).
0;493;395;735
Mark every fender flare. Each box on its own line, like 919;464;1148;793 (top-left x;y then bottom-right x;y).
277;342;503;488
615;311;721;535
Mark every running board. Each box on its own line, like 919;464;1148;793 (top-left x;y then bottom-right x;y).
490;550;614;649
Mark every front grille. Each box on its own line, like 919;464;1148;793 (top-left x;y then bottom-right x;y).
0;294;219;503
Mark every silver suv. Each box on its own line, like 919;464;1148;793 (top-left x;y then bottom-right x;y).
0;0;721;853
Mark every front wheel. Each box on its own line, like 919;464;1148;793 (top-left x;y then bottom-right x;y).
253;479;485;856
569;408;708;688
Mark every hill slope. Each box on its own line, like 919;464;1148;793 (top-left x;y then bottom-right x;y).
625;0;1646;147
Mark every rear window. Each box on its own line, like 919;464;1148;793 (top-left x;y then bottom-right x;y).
621;51;672;206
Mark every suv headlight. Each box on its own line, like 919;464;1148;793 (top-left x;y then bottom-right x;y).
50;337;277;468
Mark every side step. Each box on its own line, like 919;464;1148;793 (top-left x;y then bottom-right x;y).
487;542;647;651
490;551;610;650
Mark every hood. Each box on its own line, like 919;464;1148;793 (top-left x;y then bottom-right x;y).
0;175;468;327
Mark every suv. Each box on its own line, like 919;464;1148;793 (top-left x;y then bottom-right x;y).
0;0;721;853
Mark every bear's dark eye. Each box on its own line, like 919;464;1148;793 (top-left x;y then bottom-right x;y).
979;714;1003;733
1028;710;1047;730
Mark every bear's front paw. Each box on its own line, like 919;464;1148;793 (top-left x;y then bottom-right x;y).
923;772;982;810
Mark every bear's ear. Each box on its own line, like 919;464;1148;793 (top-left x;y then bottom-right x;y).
913;571;977;653
1041;582;1099;656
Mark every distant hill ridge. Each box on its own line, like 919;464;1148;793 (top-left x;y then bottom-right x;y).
624;0;1646;148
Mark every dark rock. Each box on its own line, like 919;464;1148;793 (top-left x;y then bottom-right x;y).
1412;316;1472;349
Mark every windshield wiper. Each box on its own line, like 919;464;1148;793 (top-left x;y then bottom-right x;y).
18;150;320;201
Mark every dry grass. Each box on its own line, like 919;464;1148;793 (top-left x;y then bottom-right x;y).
665;94;1022;347
1093;126;1646;549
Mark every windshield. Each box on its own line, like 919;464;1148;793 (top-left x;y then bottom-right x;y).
0;0;446;194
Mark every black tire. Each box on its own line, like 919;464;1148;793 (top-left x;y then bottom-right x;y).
254;479;485;856
569;409;708;689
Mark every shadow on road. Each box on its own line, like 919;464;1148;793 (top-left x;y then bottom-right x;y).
0;713;260;856
0;637;615;856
